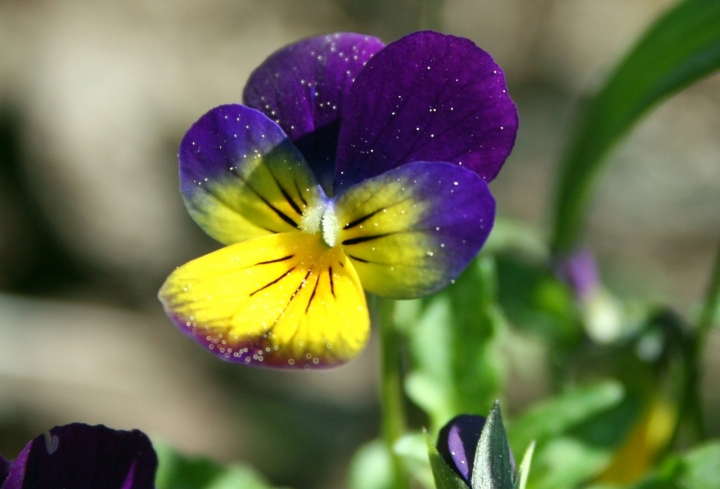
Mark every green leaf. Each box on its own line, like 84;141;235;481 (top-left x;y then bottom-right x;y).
512;388;641;489
513;442;536;489
471;401;514;489
404;255;506;432
508;381;624;456
552;0;720;253
424;429;470;489
626;442;720;489
349;439;393;489
395;432;436;489
153;441;278;489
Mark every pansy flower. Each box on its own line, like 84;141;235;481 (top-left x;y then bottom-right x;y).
0;423;157;489
159;31;517;369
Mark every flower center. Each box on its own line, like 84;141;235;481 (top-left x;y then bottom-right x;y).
321;204;339;248
299;201;339;248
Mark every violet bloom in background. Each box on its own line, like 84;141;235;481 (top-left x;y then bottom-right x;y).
159;31;518;369
554;248;600;301
0;423;157;489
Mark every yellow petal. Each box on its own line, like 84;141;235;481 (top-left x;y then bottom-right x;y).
159;232;369;368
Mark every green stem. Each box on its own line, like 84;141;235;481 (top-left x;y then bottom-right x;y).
696;240;720;348
378;297;409;489
671;240;720;446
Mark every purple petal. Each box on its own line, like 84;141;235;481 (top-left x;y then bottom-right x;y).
179;104;326;245
334;31;518;192
1;454;11;486
554;248;599;300
1;423;157;489
437;415;486;483
333;161;495;299
244;33;385;192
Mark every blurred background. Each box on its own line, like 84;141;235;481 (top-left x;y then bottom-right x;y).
1;0;719;488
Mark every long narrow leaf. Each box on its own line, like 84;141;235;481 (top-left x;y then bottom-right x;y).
552;0;720;253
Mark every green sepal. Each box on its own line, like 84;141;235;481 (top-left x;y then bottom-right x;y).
471;401;514;489
512;442;535;489
424;429;470;489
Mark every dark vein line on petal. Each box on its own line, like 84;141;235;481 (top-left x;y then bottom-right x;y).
250;267;296;296
343;209;383;230
306;276;320;313
294;179;308;207
342;234;389;245
256;255;294;265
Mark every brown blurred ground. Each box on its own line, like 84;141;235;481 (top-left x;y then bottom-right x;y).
1;1;719;488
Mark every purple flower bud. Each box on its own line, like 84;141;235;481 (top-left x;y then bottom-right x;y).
554;248;599;300
437;414;487;484
0;423;157;489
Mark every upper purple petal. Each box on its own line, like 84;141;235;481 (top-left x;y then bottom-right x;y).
437;414;486;483
1;423;157;489
334;31;518;192
243;33;385;192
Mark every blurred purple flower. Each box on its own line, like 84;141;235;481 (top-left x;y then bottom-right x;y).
554;248;600;300
0;423;157;489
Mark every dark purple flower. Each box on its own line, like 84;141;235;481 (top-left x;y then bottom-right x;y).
437;414;487;483
554;248;600;300
0;423;157;489
437;413;516;486
159;31;518;368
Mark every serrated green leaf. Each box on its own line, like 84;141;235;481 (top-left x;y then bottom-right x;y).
513;442;535;489
153;440;278;489
508;381;624;453
424;429;470;489
552;0;720;252
472;402;514;489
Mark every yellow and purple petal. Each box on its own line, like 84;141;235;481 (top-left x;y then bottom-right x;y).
180;104;326;245
159;232;369;369
332;162;495;299
334;31;518;192
1;423;157;489
243;33;385;192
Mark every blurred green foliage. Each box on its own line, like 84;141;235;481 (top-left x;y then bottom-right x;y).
155;441;284;489
552;0;720;253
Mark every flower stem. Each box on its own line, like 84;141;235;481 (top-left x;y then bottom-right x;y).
696;239;720;350
671;240;720;445
378;297;409;489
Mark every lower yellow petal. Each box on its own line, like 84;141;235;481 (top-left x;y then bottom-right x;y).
159;232;369;368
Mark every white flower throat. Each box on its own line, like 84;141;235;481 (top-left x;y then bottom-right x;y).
300;201;339;248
